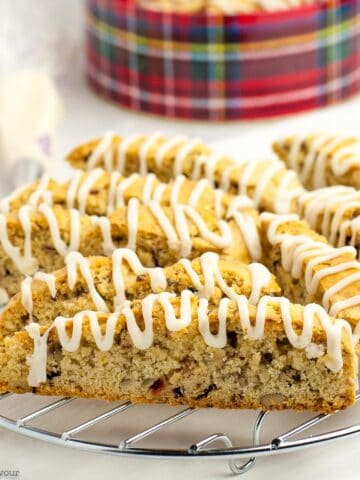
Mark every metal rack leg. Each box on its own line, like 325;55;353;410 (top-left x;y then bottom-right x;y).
189;411;268;476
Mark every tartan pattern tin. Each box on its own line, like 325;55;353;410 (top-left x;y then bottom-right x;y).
86;0;360;121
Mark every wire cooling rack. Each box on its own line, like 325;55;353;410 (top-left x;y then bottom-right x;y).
1;392;360;475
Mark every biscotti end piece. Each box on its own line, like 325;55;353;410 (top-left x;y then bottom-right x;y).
260;212;360;330
273;134;360;190
0;296;356;413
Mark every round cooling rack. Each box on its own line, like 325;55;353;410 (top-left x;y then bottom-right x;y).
1;391;360;475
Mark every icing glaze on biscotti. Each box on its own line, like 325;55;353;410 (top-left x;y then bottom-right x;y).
274;133;360;190
0;197;257;299
20;248;272;318
0;198;249;275
297;186;360;253
66;132;304;213
25;291;355;388
261;212;360;319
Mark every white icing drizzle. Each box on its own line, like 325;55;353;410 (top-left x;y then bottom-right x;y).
147;201;179;250
275;170;304;215
141;174;157;205
21;276;34;318
65;252;109;312
138;132;163;175
116;134;143;174
1;192;252;283
66;170;83;209
20;248;271;326
154;134;187;167
173;137;202;177
152;183;166;203
0;183;32;214
228;211;262;261
90;216;116;256
0;206;38;275
172;203;232;257
126;198;139;251
0;202;81;277
21;272;57;317
87;131;116;171
179;252;270;305
111;248;167;309
251;163;283;207
0;174;52;213
188;178;210;209
298;186;360;252
28;174;52;207
106;171;121;215
191;152;223;185
287;133;360;188
262;212;360;317
76;168;104;214
18;206;35;267
114;173;140;209
26;291;355;387
83;132;302;214
227;195;254;214
38;204;81;257
170;175;186;208
219;164;234;191
214;189;225;218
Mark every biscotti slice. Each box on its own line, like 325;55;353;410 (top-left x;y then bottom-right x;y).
0;249;280;342
297;186;360;253
0;169;254;218
65;132;304;213
260;212;360;330
273;133;360;190
1;169;262;261
0;200;255;299
0;293;356;413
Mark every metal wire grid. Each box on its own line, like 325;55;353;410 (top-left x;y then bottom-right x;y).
1;392;360;476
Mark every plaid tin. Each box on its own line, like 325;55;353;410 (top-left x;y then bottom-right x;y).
86;0;360;121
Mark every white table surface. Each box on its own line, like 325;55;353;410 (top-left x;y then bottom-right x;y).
1;67;360;480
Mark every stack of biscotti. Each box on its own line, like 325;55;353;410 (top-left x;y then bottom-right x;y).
0;249;355;412
0;131;358;414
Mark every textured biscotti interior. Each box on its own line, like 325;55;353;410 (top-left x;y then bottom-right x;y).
0;300;355;413
260;215;360;329
65;134;303;213
0;254;280;341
